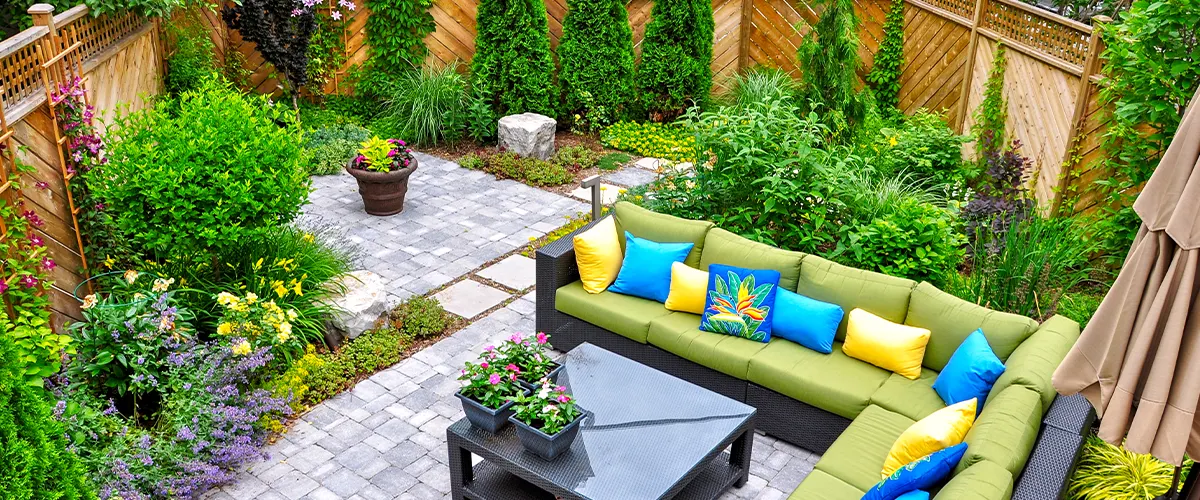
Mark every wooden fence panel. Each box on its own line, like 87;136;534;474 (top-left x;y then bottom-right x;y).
896;2;971;123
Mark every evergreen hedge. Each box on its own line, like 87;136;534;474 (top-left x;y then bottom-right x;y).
558;0;636;125
471;0;556;117
636;0;714;119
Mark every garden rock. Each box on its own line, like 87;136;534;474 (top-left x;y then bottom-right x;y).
326;270;390;341
498;113;556;160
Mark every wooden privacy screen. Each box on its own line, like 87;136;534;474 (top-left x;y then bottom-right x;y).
0;5;162;329
203;0;1115;213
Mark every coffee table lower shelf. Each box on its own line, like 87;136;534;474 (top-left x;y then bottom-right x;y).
458;451;747;500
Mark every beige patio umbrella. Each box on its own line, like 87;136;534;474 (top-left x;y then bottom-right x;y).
1052;83;1200;470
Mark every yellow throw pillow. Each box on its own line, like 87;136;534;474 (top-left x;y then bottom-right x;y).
882;398;977;477
573;216;623;294
842;308;931;380
664;262;709;314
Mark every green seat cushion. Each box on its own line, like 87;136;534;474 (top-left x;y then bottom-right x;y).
814;404;915;492
905;282;1039;371
555;281;671;343
988;315;1080;411
796;255;916;341
870;369;947;421
647;312;773;379
749;340;891;419
613;201;713;268
934;460;1013;500
788;469;865;500
957;385;1043;477
697;228;806;290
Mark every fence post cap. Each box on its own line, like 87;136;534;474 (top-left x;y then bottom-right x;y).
1092;15;1112;23
27;3;56;14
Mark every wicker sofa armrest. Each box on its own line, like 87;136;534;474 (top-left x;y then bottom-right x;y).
535;220;600;334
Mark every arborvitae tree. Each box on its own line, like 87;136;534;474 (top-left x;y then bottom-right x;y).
636;0;714;120
558;0;636;127
471;0;556;117
796;0;867;141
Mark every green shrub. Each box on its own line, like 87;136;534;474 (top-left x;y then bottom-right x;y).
796;0;869;142
1068;435;1185;500
721;67;798;108
392;296;449;337
862;110;969;186
597;152;631;170
551;145;600;171
472;0;556;117
835;195;964;286
0;315;93;500
306;124;370;175
459;152;485;170
865;0;904;118
600;121;696;162
98;79;310;262
484;152;576;186
558;0;636;127
636;0;714;119
376;64;468;146
1059;291;1104;328
303;328;413;404
164;15;218;95
463;87;499;142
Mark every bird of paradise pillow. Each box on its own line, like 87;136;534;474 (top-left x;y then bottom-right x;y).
700;264;781;342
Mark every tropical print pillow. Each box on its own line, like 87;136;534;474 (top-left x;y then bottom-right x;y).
700;264;781;342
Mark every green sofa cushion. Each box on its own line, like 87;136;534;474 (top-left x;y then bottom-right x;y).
870;369;947;421
697;228;806;290
647;312;773;379
749;340;891;419
555;281;671;343
613;201;713;268
814;404;915;492
934;460;1014;500
988;314;1080;411
957;385;1043;477
905;282;1039;371
788;469;865;500
796;255;916;341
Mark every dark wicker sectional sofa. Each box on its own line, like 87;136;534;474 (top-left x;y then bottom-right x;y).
535;203;1096;500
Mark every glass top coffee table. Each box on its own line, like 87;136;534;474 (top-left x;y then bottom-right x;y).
446;343;756;500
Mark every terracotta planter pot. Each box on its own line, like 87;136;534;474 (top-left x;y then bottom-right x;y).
345;157;418;216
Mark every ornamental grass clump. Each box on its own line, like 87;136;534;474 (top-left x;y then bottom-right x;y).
1067;435;1185;500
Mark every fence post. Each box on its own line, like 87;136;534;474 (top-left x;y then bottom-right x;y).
27;4;58;47
1050;15;1108;217
953;0;989;134
738;0;754;71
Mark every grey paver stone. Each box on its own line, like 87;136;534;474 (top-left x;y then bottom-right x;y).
432;279;511;319
323;467;370;497
382;440;429;469
369;466;420;493
336;442;384;471
376;417;419;443
303;487;340;500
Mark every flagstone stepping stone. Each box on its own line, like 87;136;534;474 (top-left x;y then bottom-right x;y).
477;255;537;290
569;183;625;205
633;157;664;170
433;279;511;319
602;168;658;188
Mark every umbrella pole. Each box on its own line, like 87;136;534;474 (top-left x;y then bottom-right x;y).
1156;465;1184;500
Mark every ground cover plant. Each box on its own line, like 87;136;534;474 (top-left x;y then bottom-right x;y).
305;123;371;175
460;151;576;186
600;121;696;162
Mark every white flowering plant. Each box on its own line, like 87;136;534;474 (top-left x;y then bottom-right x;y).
511;380;581;435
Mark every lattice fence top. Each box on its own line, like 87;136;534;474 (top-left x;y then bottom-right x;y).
59;10;144;65
923;0;974;21
0;27;48;114
981;0;1090;67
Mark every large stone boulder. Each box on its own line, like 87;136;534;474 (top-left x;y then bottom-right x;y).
325;270;389;342
498;113;556;160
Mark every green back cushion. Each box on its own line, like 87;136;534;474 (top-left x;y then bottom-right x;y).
988;314;1080;411
934;460;1013;500
795;255;916;340
698;228;806;290
956;385;1042;477
905;282;1039;371
613;201;713;268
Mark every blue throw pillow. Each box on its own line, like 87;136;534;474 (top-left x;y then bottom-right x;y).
608;232;694;303
933;329;1006;408
895;492;929;500
700;264;780;342
862;443;967;500
772;289;844;353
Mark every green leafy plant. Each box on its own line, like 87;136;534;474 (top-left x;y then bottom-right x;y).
463;87;499;142
213;290;305;364
458;350;524;409
391;296;448;338
600;121;696;162
496;332;556;383
472;0;556;117
306;123;370;175
836;195;965;286
558;0;635;127
365;0;435;77
865;0;904;119
164;12;219;95
376;64;467;146
1058;291;1104;328
974;44;1009;159
796;0;869;142
551;145;600;171
306;7;350;94
1068;435;1186;500
473;151;577;186
635;0;714;120
97;78;310;262
85;0;200;18
597;152;631;171
863;110;970;186
459;152;485;170
351;136;415;172
511;379;580;434
721;67;798;108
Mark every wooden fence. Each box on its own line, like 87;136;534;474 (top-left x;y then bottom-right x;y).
0;4;161;329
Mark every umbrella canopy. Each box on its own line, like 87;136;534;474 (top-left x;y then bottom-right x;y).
1052;84;1200;466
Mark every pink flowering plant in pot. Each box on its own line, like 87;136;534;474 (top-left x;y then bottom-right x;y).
508;380;585;460
346;136;419;216
498;332;561;388
456;349;527;433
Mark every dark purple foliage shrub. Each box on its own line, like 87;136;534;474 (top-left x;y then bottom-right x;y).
961;131;1034;253
222;0;318;92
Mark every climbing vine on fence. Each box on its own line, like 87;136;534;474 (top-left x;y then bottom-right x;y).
365;0;434;77
973;44;1009;159
866;0;904;120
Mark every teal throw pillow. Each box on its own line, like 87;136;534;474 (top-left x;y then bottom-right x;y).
933;329;1006;409
608;232;694;303
895;492;929;500
772;289;843;353
700;264;780;342
861;443;967;500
